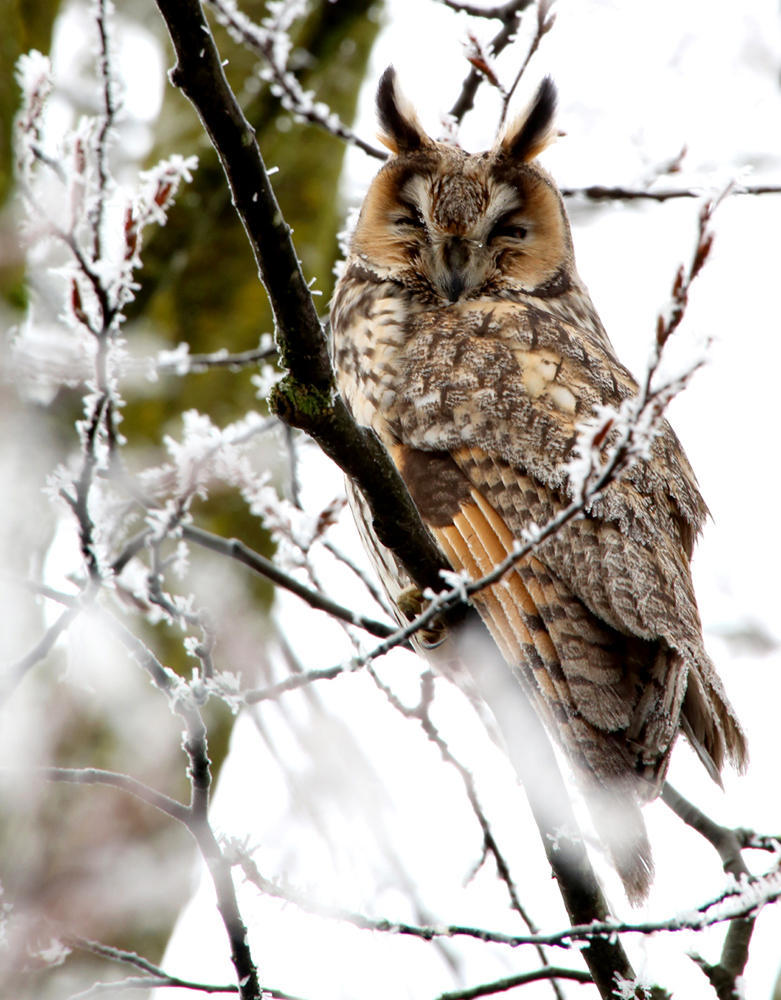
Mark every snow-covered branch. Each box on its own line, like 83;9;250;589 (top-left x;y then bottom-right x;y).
205;0;387;160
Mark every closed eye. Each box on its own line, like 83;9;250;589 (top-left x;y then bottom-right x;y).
394;202;426;228
489;221;528;242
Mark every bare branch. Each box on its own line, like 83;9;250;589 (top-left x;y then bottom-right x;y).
1;603;83;702
154;0;446;598
61;934;313;1000
181;524;398;640
448;0;534;124
155;341;279;375
438;0;529;16
2;766;190;824
243;663;351;703
433;967;593;1000
234;843;781;948
662;784;758;999
321;539;396;618
0;573;80;607
497;0;555;131
561;183;781;203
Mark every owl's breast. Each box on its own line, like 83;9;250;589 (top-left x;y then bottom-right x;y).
378;299;635;483
331;276;422;443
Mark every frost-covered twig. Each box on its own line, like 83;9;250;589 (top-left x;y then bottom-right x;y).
91;0;120;263
153;337;278;376
662;784;756;881
231;843;781;947
15;37;197;594
58;975;233;998
243;663;350;703
321;539;396;618
15;766;191;823
438;0;532;16
79;609;262;999
205;0;386;160
48;933;311;1000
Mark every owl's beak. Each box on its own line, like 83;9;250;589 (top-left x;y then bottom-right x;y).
443;237;471;303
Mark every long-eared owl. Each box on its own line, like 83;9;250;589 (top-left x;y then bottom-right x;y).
330;67;747;901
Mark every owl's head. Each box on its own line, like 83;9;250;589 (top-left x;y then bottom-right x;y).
349;67;574;304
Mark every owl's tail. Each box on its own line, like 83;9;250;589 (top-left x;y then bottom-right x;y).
583;781;654;906
681;651;749;785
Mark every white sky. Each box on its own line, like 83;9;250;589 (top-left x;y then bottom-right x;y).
56;0;777;996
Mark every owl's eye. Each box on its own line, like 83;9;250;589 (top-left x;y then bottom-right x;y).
395;214;425;229
394;202;425;229
489;222;528;242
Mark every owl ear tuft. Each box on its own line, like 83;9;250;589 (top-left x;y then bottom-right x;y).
499;76;558;162
376;66;432;154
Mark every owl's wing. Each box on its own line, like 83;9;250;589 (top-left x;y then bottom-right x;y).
390;301;747;782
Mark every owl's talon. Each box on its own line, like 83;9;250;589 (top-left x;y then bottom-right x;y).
397;585;447;649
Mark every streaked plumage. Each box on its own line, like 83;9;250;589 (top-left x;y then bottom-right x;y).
331;68;747;901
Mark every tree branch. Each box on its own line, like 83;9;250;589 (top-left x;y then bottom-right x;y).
661;784;757;999
14;766;191;823
153;0;447;597
561;183;781;203
434;966;593;1000
448;0;534;124
181;523;397;640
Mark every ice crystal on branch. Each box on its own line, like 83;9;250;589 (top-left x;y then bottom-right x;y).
14;51;54;187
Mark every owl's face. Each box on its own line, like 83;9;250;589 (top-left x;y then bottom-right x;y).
350;71;574;304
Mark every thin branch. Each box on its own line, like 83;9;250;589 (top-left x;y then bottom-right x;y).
0;573;80;607
438;0;528;16
561;183;781;203
235;847;781;947
662;784;752;880
321;539;396;618
61;966;308;1000
448;0;534;124
284;423;302;509
155;342;279;374
497;0;555;131
1;603;83;702
181;524;398;640
243;664;351;704
2;766;190;823
64;935;311;1000
91;0;120;262
662;784;757;999
434;967;592;1000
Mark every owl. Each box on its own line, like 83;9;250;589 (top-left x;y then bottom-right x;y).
330;68;747;901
